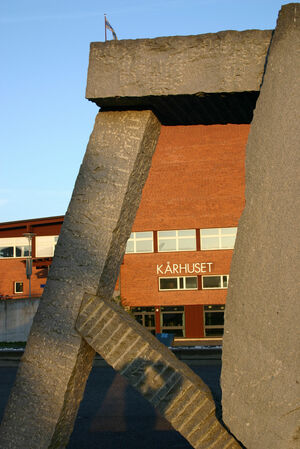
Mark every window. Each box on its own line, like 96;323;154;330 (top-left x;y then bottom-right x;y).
14;282;24;294
161;306;185;337
36;236;58;257
159;276;198;291
202;275;229;289
158;229;196;252
0;238;31;258
200;227;237;250
125;232;153;254
131;307;156;335
204;305;225;337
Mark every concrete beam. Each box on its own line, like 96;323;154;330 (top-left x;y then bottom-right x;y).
221;4;300;449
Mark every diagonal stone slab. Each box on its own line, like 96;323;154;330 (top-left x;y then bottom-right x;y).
0;110;161;449
221;4;300;449
77;293;242;449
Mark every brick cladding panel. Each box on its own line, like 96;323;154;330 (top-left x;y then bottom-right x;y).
132;124;248;231
0;260;46;298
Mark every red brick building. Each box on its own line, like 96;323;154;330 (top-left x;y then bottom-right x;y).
0;124;249;343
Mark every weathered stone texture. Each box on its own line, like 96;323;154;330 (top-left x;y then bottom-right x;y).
221;4;300;449
77;294;241;449
86;30;272;101
0;110;161;449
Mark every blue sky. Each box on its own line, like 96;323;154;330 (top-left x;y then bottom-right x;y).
0;0;291;222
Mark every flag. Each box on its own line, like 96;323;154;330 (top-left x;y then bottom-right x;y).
105;16;117;40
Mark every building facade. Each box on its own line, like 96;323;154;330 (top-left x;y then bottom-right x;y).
0;123;249;343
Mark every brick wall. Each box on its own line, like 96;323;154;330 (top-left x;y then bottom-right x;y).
121;124;249;308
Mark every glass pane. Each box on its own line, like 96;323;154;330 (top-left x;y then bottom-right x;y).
178;237;196;251
178;229;195;237
125;240;134;253
159;278;178;290
162;328;183;337
132;307;155;313
133;314;143;325
16;246;30;257
0;246;14;258
23;246;31;257
162;313;183;327
205;328;224;337
222;276;228;288
201;237;220;250
144;314;155;327
179;278;184;289
161;306;184;311
205;311;224;325
136;239;153;253
200;228;218;236
135;231;152;239
221;227;237;235
221;236;236;249
158;230;176;237
204;305;225;311
202;276;221;289
185;277;197;289
158;239;176;251
15;282;23;293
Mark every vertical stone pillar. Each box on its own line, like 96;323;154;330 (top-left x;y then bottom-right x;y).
221;4;300;449
0;110;161;449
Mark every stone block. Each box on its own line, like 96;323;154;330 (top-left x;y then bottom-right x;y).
221;4;300;449
86;31;272;99
0;110;161;449
77;293;241;449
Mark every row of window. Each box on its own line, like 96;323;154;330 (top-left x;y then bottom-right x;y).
0;228;236;258
0;236;58;259
159;275;229;291
126;227;237;254
131;305;225;337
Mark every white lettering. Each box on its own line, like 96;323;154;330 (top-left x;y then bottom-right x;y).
179;264;186;273
194;263;201;273
156;262;213;274
156;264;163;274
165;261;172;274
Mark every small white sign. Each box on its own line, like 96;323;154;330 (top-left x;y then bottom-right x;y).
156;262;213;275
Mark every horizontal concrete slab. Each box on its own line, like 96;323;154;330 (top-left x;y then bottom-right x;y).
86;30;272;124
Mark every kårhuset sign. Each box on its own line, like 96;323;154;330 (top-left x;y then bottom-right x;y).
156;262;213;275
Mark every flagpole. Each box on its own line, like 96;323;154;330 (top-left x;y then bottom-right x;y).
104;14;107;42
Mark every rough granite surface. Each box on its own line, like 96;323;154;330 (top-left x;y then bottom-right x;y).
77;293;242;449
86;30;272;100
221;4;300;449
0;110;161;449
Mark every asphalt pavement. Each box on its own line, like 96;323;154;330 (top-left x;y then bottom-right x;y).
0;355;222;449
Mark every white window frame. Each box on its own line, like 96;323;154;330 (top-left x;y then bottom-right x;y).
202;275;229;290
0;237;31;259
125;231;153;254
159;276;198;291
158;229;196;252
200;227;237;250
14;281;24;294
35;235;58;257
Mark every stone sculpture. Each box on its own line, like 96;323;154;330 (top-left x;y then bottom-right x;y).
0;4;298;449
